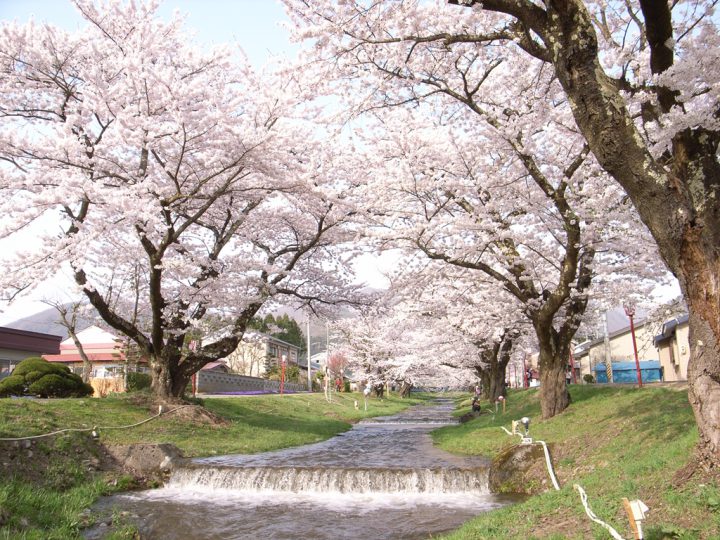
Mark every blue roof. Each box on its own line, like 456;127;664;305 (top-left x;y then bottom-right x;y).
594;360;660;371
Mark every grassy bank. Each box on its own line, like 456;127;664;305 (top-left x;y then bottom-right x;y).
0;391;425;539
433;385;719;539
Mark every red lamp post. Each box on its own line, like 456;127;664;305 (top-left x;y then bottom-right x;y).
624;303;643;387
522;352;529;389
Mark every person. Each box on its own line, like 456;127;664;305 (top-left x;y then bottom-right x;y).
335;378;342;392
471;395;481;412
474;385;481;397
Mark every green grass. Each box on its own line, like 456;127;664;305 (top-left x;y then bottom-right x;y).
0;390;426;538
433;385;719;539
2;386;715;539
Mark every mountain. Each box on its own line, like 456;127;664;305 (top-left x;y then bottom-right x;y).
1;305;95;339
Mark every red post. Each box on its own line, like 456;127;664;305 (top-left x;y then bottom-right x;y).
570;349;577;384
522;354;529;389
624;304;643;387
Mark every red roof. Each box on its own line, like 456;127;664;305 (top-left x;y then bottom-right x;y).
43;352;128;363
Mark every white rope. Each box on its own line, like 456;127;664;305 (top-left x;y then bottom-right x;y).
499;422;627;539
537;439;560;491
574;484;626;540
0;405;196;441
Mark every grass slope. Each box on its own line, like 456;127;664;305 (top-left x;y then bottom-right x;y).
0;391;425;539
433;385;720;539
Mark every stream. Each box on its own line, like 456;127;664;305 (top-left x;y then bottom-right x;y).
90;398;518;539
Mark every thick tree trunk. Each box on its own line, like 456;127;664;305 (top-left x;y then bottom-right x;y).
150;354;191;399
399;381;413;398
686;292;720;465
536;330;570;418
486;361;506;403
540;0;720;466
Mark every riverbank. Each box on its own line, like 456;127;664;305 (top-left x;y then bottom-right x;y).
0;390;425;539
432;384;720;539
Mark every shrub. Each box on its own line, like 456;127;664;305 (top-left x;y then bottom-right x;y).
3;357;93;398
126;372;152;392
0;375;26;397
583;374;595;384
13;357;70;378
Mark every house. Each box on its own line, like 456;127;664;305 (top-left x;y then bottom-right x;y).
41;325;153;396
0;327;62;380
573;313;690;383
222;331;300;377
654;314;690;382
42;325;133;378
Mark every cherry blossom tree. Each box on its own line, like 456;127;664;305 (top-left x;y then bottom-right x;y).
388;262;530;402
0;1;360;399
350;105;666;417
284;0;720;468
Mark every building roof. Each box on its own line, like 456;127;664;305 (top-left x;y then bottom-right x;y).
654;314;690;346
44;352;129;363
0;326;62;354
60;325;120;348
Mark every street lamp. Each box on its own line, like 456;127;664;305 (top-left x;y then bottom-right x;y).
280;354;287;395
623;303;643;387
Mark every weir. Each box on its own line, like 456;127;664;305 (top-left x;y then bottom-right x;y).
169;464;490;494
89;399;517;540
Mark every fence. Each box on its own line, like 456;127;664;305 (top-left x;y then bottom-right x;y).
196;370;306;395
593;360;663;384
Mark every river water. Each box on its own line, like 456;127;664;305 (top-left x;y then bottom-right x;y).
91;398;517;539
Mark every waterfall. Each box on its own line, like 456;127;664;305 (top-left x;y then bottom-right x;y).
169;465;490;495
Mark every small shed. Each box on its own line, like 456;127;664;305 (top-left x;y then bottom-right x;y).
594;360;662;384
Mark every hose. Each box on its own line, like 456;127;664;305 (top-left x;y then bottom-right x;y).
500;426;560;491
500;424;626;539
575;484;626;540
537;439;560;491
0;405;197;441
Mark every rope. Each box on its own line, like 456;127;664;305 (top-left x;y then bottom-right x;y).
0;405;196;441
499;426;560;491
537;439;561;491
500;424;628;538
574;484;626;540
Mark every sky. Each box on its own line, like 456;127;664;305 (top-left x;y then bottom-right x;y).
0;0;295;67
0;0;392;323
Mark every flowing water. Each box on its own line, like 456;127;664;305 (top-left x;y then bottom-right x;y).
90;398;518;539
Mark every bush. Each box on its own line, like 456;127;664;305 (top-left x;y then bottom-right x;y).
583;374;595;384
126;372;152;392
2;357;93;398
0;375;26;397
13;357;71;378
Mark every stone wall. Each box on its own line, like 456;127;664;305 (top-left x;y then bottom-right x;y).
197;371;306;394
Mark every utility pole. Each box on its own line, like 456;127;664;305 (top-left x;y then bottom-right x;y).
604;310;613;383
306;315;312;392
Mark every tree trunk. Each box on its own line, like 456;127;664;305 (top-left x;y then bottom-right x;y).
399;381;413;398
486;361;506;403
686;294;720;465
150;354;191;399
536;329;570;418
541;0;720;465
